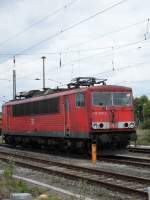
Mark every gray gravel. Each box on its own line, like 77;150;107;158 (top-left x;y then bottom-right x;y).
0;157;146;200
12;165;142;200
0;145;149;199
12;148;150;179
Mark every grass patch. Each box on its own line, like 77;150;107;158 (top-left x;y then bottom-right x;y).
0;159;41;198
0;136;4;144
0;159;63;199
135;129;150;145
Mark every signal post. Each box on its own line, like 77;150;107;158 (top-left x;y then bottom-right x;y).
91;136;97;165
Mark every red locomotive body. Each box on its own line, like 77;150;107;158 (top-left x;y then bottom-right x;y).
1;78;136;151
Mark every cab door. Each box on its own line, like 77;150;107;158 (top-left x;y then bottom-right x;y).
64;96;71;136
72;93;89;137
6;105;11;132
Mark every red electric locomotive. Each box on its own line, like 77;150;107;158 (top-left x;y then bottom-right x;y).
1;77;136;152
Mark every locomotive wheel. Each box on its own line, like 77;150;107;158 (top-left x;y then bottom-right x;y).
4;135;16;146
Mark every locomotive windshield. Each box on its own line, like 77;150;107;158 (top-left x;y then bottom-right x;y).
113;93;132;106
93;93;112;106
93;92;132;106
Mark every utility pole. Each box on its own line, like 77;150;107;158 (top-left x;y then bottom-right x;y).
41;56;46;90
13;56;16;100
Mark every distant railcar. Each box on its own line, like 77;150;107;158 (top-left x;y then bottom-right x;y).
1;77;136;152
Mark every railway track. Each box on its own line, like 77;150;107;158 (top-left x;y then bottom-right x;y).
0;146;149;199
99;155;150;168
128;146;150;154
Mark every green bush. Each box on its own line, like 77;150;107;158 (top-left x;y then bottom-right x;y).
4;158;15;179
141;119;150;129
136;129;150;145
1;161;62;199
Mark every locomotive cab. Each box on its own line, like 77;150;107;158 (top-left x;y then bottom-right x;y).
90;86;136;150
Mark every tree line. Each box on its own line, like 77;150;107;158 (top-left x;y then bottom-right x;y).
134;95;150;129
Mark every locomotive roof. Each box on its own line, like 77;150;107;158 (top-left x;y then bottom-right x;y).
5;84;132;106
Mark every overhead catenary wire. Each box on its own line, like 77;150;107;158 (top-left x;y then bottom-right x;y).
64;18;148;50
0;37;149;56
0;18;150;59
53;61;150;88
0;37;149;57
55;37;150;69
0;0;79;49
0;35;148;64
0;46;112;55
0;2;149;84
0;0;79;66
13;0;127;56
1;31;150;87
1;59;150;98
0;18;149;56
0;0;127;67
94;61;148;78
2;36;150;82
0;79;11;81
113;79;150;85
2;60;149;83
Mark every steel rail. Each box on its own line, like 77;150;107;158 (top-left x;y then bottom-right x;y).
109;155;150;163
0;149;148;198
128;147;150;154
99;156;150;168
0;150;150;185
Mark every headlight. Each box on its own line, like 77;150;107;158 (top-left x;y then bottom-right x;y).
92;122;104;129
124;123;128;128
99;123;104;128
92;123;99;129
128;122;135;128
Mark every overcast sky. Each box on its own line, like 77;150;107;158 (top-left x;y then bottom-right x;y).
0;0;150;106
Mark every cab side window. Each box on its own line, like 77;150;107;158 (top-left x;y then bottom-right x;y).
65;96;69;112
76;93;85;107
